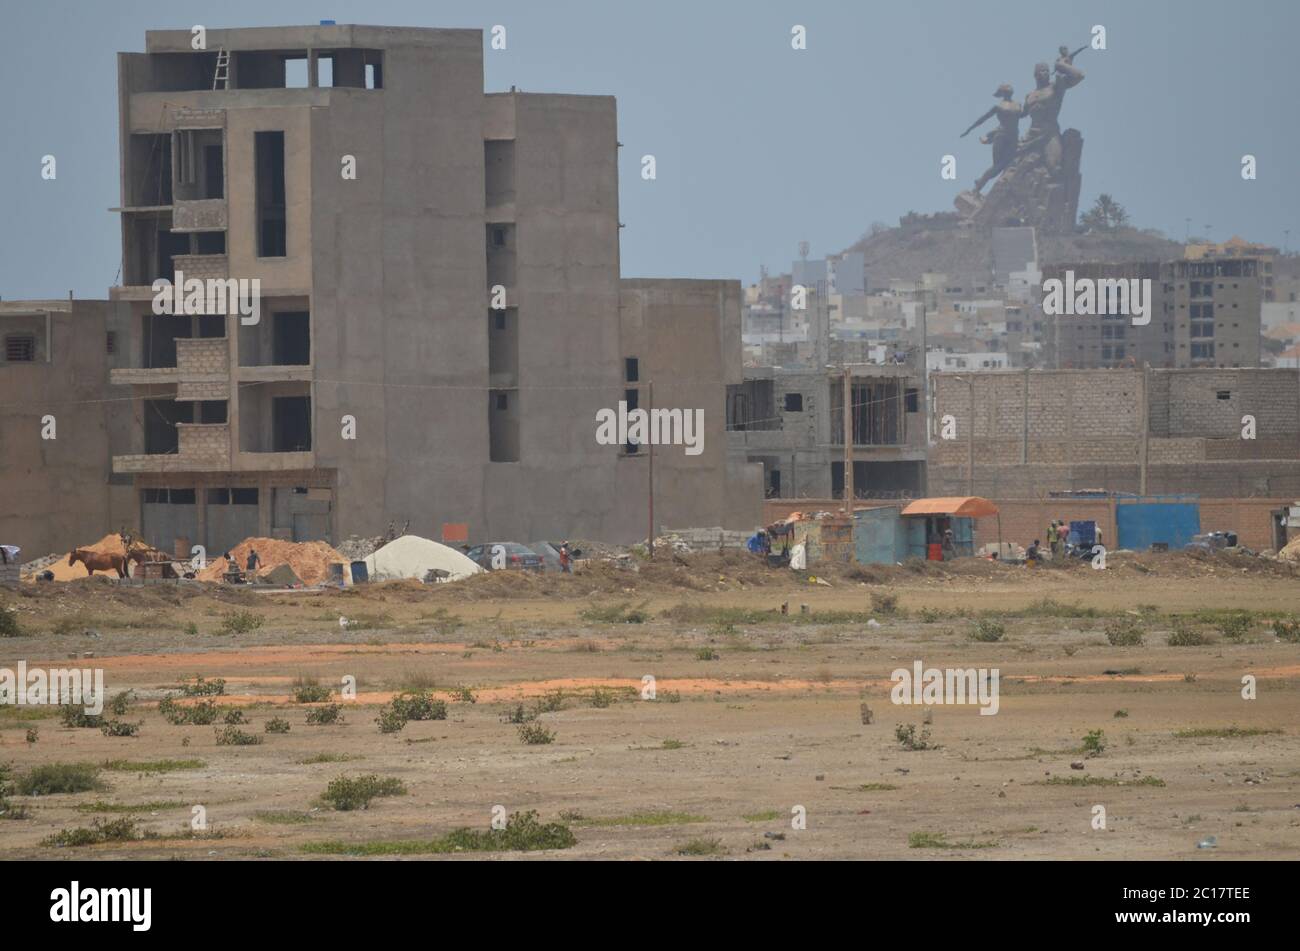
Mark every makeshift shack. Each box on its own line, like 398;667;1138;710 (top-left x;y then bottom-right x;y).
899;497;1000;561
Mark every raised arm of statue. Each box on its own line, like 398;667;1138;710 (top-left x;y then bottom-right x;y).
1054;56;1084;89
961;105;998;138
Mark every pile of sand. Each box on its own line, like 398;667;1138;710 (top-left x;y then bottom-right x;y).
364;534;482;582
197;537;347;586
1278;537;1300;563
36;533;131;581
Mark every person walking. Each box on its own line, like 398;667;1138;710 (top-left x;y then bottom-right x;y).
245;547;262;582
559;542;572;574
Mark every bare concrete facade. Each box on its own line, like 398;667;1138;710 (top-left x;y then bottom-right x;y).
929;367;1300;498
0;25;762;557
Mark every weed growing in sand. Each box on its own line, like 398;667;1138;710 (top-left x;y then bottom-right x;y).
0;764;30;819
1173;726;1282;739
375;706;408;734
743;810;781;822
1217;613;1251;642
871;592;900;615
1081;729;1106;756
587;687;616;708
102;758;203;773
969;619;1005;643
674;837;725;856
59;706;103;729
580;601;650;624
264;717;291;734
17;762;106;796
158;697;222;726
1105;617;1145;647
696;647;720;661
450;685;477;704
320;775;406;811
0;603;23;638
181;677;226;697
518;723;555;745
222;709;248;725
99;720;139;738
297;753;359;765
292;677;332;703
214;726;263;746
306;704;344;726
107;690;134;716
1113;709;1129;718
302;810;575;855
43;817;148;847
918;607;941;623
503;704;535;724
1167;621;1208;647
1271;618;1300;642
533;690;566;714
1032;775;1164;787
219;611;263;635
908;831;994;850
894;724;936;751
390;691;447;721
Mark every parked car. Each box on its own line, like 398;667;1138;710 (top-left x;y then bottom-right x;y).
465;542;544;572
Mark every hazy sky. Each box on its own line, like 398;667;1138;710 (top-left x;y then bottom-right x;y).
1;0;1296;299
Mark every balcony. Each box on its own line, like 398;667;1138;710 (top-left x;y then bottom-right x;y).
173;198;227;232
113;423;230;473
110;337;229;397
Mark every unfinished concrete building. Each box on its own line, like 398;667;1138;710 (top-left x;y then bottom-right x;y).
726;364;927;500
0;24;762;558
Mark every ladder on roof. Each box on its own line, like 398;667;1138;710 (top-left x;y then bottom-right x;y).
212;47;230;90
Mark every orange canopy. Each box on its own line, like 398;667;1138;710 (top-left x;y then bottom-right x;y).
901;497;999;518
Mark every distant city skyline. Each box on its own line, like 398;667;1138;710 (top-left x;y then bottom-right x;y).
1;0;1295;299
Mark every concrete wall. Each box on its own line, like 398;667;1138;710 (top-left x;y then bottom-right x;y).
930;367;1300;498
0;303;136;556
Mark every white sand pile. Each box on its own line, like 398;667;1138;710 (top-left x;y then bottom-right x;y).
363;535;483;582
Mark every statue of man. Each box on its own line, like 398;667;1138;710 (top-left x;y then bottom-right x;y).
1021;47;1084;173
961;83;1022;193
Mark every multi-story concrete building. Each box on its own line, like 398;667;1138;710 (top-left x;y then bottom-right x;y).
0;24;762;557
1047;258;1262;370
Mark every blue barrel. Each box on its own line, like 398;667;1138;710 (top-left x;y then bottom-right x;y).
350;560;369;584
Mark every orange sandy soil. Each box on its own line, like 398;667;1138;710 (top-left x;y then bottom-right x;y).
1;550;1297;860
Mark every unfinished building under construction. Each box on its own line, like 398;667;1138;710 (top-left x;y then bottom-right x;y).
0;24;762;557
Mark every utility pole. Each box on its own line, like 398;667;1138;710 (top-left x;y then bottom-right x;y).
647;379;655;558
841;366;854;514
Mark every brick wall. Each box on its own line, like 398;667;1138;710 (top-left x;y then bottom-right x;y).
172;254;229;282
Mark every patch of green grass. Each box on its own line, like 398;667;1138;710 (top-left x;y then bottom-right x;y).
43;817;148;847
264;717;291;734
17;762;107;796
855;782;900;791
1173;726;1282;739
674;836;725;856
320;774;407;811
102;758;204;773
1272;618;1300;643
908;831;995;850
99;719;139;737
302;810;575;855
1031;775;1165;787
292;680;333;704
580;811;708;827
580;601;650;624
1081;729;1107;755
742;810;781;822
660;739;686;750
297;752;360;765
449;685;477;704
390;691;448;722
75;800;184;814
532;689;566;713
254;810;316;825
660;604;777;626
695;647;720;661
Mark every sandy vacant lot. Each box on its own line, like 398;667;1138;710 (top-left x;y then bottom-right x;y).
2;551;1297;860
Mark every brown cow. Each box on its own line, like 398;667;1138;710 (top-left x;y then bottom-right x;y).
68;548;127;579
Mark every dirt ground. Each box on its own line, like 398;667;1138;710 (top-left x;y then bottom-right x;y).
2;550;1297;860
